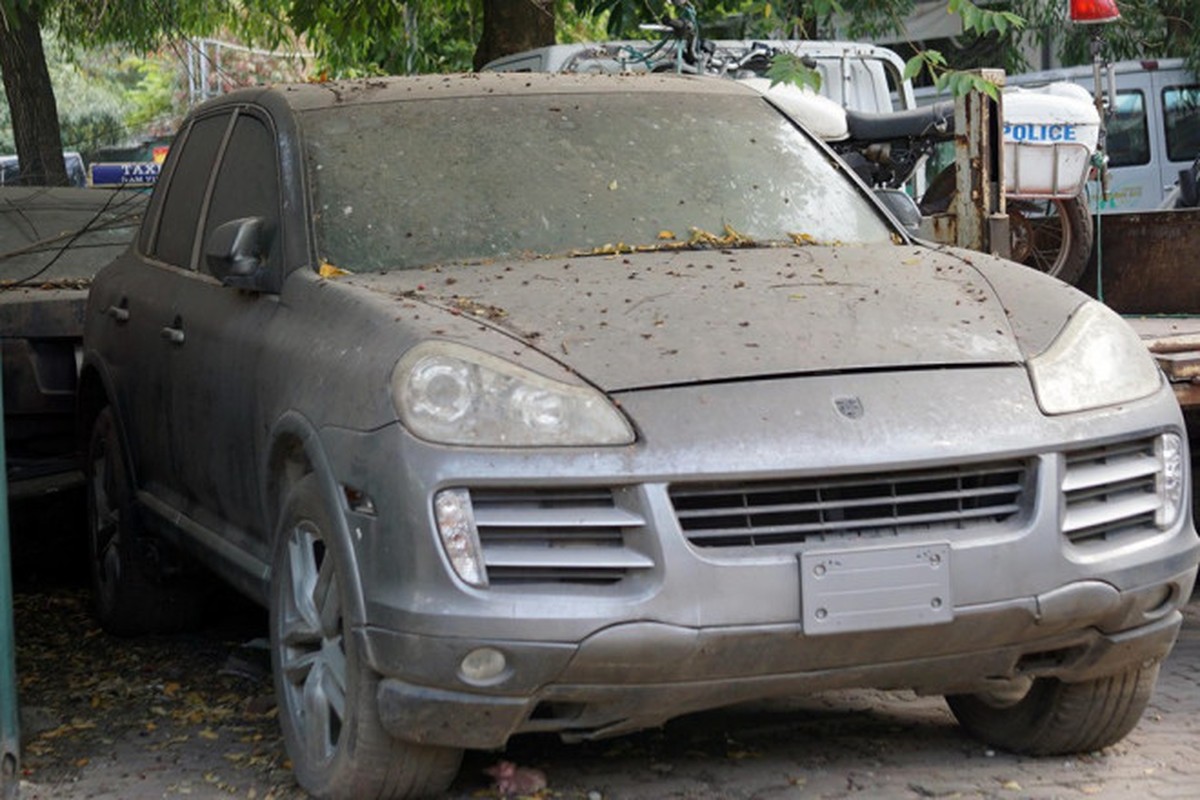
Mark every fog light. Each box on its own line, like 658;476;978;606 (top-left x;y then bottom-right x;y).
434;489;488;587
460;647;507;684
1155;433;1184;528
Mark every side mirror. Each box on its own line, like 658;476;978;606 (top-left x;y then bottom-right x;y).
205;217;271;290
873;188;922;232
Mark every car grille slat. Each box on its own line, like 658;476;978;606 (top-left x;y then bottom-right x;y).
470;488;650;586
683;502;1023;544
671;460;1028;549
1061;452;1159;494
1062;437;1162;544
675;483;1023;522
481;546;655;570
473;506;645;528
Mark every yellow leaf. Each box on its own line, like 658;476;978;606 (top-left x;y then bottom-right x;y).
319;261;351;278
658;230;676;240
199;728;220;741
789;232;817;245
1002;780;1021;791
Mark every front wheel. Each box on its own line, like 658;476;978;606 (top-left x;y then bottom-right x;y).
270;475;462;800
946;662;1160;755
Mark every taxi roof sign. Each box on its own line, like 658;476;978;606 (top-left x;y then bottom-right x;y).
90;161;161;187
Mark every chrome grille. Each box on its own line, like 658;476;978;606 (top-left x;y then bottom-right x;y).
471;488;651;585
671;461;1028;548
1062;437;1161;544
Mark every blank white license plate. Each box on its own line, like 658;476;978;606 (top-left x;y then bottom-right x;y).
800;543;953;635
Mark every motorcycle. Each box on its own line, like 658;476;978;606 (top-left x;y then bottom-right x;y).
748;76;1101;284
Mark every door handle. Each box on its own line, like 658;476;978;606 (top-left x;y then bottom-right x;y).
160;326;185;345
106;304;129;323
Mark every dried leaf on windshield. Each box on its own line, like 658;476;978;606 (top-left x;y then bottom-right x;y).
690;225;751;247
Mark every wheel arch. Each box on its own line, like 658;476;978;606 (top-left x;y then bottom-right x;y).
77;358;135;487
263;410;368;628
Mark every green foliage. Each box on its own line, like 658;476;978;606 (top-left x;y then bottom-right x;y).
118;55;179;136
765;52;821;92
49;0;236;51
947;0;1022;38
0;30;133;156
1011;0;1197;76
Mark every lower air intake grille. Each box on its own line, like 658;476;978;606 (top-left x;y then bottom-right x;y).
470;488;651;585
1062;437;1161;545
670;460;1028;549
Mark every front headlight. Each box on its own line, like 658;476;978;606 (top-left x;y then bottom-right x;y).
393;341;635;446
1028;301;1162;415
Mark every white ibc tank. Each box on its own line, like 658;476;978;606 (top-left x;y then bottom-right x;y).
1002;82;1100;198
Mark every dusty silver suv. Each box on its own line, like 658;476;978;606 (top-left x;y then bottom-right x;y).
80;73;1198;800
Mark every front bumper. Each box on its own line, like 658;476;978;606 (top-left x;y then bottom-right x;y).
371;570;1193;748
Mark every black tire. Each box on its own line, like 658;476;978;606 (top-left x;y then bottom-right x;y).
270;475;462;800
946;662;1160;756
1008;194;1093;285
85;406;204;635
920;165;1093;285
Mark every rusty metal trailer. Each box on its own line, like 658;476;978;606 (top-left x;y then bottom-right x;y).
1077;207;1200;416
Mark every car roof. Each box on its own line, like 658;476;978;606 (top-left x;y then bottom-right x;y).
210;71;760;114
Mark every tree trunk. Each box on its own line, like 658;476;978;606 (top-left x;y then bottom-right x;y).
0;2;68;186
473;0;555;71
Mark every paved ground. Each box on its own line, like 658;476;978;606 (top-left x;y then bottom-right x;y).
7;490;1200;800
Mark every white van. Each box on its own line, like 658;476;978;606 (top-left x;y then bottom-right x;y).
1006;59;1199;213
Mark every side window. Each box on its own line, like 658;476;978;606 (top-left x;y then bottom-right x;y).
1106;91;1150;168
201;113;281;276
1163;85;1200;163
152;113;231;267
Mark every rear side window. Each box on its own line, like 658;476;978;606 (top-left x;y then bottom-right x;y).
1106;91;1150;168
152;113;230;268
1163;86;1200;163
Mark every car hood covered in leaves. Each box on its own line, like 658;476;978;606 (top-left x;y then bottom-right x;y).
342;243;1025;393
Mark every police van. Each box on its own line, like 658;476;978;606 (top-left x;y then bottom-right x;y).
1006;58;1199;213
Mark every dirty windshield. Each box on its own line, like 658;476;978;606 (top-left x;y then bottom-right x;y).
303;91;893;271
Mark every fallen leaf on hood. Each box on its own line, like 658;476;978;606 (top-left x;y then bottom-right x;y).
319;261;351;278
